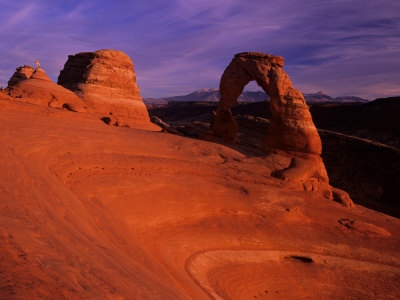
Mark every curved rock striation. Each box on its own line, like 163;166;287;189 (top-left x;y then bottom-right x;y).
0;99;398;298
5;67;87;112
7;65;34;87
58;49;156;129
213;52;349;202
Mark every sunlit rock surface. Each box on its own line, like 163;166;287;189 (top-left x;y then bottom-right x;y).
0;98;399;299
212;52;343;203
5;67;87;112
58;49;157;129
7;65;34;87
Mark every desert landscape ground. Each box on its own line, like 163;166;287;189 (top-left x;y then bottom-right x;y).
148;97;400;218
0;47;399;300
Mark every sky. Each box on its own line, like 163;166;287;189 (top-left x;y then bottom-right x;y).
0;0;399;99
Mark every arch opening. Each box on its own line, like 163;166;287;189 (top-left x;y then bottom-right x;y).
209;52;357;205
213;52;321;155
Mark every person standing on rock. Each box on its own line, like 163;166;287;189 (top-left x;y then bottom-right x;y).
35;59;40;69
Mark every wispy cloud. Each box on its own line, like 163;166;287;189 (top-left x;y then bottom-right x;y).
0;0;399;99
5;3;35;28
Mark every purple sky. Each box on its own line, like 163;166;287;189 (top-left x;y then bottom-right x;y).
0;0;399;99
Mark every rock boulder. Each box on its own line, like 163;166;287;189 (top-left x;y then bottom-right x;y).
58;49;156;129
7;65;34;87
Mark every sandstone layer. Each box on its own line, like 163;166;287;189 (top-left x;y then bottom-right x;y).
0;99;399;299
212;52;340;201
5;67;87;112
58;49;155;129
7;65;34;87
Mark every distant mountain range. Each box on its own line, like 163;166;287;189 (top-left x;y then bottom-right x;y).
303;91;369;104
143;89;369;105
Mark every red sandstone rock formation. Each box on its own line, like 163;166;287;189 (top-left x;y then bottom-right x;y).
332;187;355;207
213;52;351;203
0;99;398;299
7;65;34;87
5;67;87;112
215;52;321;154
58;49;155;129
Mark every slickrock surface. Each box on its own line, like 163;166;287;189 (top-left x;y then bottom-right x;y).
0;90;13;100
7;65;34;87
5;67;87;112
58;49;156;129
1;98;399;299
148;100;400;216
212;52;338;201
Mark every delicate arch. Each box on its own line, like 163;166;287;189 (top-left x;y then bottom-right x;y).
213;52;322;155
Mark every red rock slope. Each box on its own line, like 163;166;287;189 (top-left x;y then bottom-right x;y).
5;67;87;112
0;99;399;299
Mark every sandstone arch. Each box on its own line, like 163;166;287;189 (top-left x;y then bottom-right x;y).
213;52;353;206
213;52;321;155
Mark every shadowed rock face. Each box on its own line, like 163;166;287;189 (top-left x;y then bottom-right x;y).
213;52;345;203
58;49;152;128
7;65;34;87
